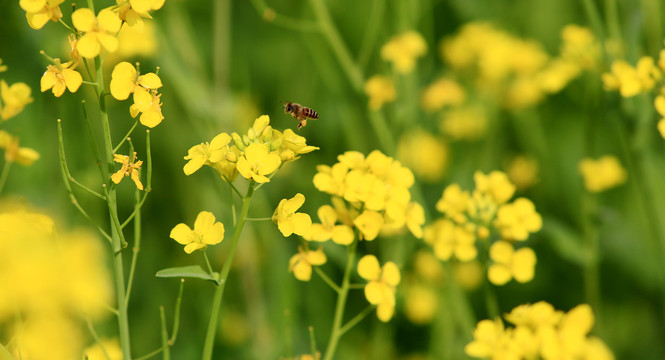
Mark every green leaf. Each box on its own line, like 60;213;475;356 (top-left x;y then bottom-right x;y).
541;216;586;266
156;265;220;285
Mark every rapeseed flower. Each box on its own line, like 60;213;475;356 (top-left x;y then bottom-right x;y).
305;205;354;245
20;0;64;29
84;338;123;360
506;155;539;190
114;0;165;28
404;285;438;325
170;211;225;254
183;132;231;175
289;246;326;281
111;152;144;190
579;156;627;192
0;80;33;121
40;59;82;97
129;88;164;127
364;75;396;110
110;61;162;101
72;8;122;58
236;143;281;183
354;210;384;241
440;105;488;141
0;131;40;166
272;193;312;237
381;31;427;73
357;255;401;322
421;78;466;112
494;198;542;241
602;58;661;97
488;240;537;285
474;170;516;205
423;218;477;261
279;129;319;162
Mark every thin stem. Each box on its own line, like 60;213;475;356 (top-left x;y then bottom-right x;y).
125;184;143;308
69;177;106;200
253;164;283;190
322;240;357;360
135;348;163;360
228;180;237;227
80;101;106;180
113;119;140;154
357;0;384;71
0;161;11;194
308;326;318;357
160;306;171;360
249;0;320;32
483;277;500;319
314;267;341;293
347;283;365;289
339;304;375;336
217;169;242;198
121;130;152;228
86;318;111;360
245;217;272;221
308;0;365;93
581;0;608;62
58;18;78;34
170;279;184;345
203;251;214;275
201;182;255;360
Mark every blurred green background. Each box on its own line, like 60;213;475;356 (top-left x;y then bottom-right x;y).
2;0;665;359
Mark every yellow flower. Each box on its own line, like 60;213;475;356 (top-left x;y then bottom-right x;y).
110;61;162;101
0;80;33;121
289;246;327;281
305;205;354;245
397;129;448;182
488;241;536;285
404;285;438;325
183;133;231;175
578;155;627;192
506;155;539;190
423;218;477;261
421;78;466;112
381;31;427;73
111;152;144;190
357;255;401;322
20;0;64;30
440;105;488;141
494;198;542;241
279;128;319;162
0;131;40;166
602;58;661;97
435;183;470;224
354;210;384;241
364;75;396;110
114;0;165;27
504;301;562;329
40;60;82;97
72;8;122;58
465;318;513;359
560;25;599;70
169;211;225;254
236;143;281;183
474;170;515;205
272;193;312;237
129;89;164;127
405;202;425;239
659;118;665;139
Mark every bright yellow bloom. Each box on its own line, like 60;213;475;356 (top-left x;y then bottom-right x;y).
421;78;466;112
435;183;470;224
279;128;319;162
659;118;665;139
183;133;231;175
506;155;539;190
0;80;33;121
405;202;425;239
111;153;143;189
381;31;427;73
440;105;488;141
357;255;400;322
474;170;516;205
72;8;122;58
305;205;354;245
289;246;326;281
579;155;627;192
397;129;448;183
272;193;312;237
110;61;162;101
236;143;281;183
170;211;225;254
602;57;661;97
114;0;165;28
494;198;542;241
504;301;562;329
129;89;164;127
423;218;477;261
354;210;384;241
465;318;514;359
488;240;537;285
40;60;82;97
364;75;396;110
20;0;64;29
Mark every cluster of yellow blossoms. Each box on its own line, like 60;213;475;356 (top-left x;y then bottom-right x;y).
424;171;542;285
0;205;112;360
602;44;665;137
110;61;164;127
466;301;614;360
578;156;627;193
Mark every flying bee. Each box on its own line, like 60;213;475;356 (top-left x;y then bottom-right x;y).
283;102;319;130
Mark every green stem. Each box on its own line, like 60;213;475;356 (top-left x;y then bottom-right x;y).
357;0;384;71
125;185;143;308
170;279;184;344
86;318;111;360
245;217;272;221
314;267;341;293
113;119;140;154
203;251;214;275
581;0;608;63
338;304;375;336
160;306;170;360
0;160;11;194
322;240;357;360
135;348;163;360
308;326;318;357
201;182;255;360
368;111;396;154
483;277;500;319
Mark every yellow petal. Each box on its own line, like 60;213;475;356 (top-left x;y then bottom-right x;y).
77;33;101;58
317;205;338;227
98;8;122;32
40;70;56;92
376;301;395;322
278;218;295;237
138;73;162;89
354;210;384;241
488;264;511;285
194;211;216;232
331;225;354;245
292;260;312;281
62;69;82;93
202;222;224;245
291;212;312;236
139;110;162;128
259;152;282;175
20;0;46;13
130;169;144;190
111;170;125;184
184;242;205;254
364;281;385;304
306;248;327;265
169;223;194;245
357;255;381;280
381;262;401;286
489;240;514;263
98;33;119;53
72;8;95;32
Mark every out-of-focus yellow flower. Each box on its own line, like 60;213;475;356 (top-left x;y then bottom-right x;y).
536;59;581;94
289;246;326;281
465;318;512;359
114;0;165;27
579;155;627;192
488;241;536;285
602;57;661;97
440;105;487;141
236;143;281;183
381;31;427;73
474;171;515;205
506;155;539;190
115;22;158;58
435;183;470;224
272;193;312;237
412;250;445;284
279;128;319;162
72;8;122;58
357;255;401;322
84;338;123;360
20;0;64;30
404;285;438;325
405;202;425;239
364;75;396;110
170;211;225;254
40;59;82;97
183;132;231;175
560;25;599;70
397;129;448;183
423;218;477;261
305;205;354;245
504;301;562;328
110;61;162;101
421;78;466;112
454;260;483;290
494;198;542;241
354;210;384;241
11;314;84;360
111;152;144;190
129;88;164;127
0;80;33;121
0;131;40;166
658;118;665;139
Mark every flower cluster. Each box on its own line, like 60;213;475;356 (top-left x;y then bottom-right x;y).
466;302;614;360
110;62;164;127
578;156;627;193
183;115;318;183
424;171;542;285
357;255;400;322
381;31;427;74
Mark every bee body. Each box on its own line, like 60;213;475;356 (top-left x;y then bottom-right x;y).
283;102;319;130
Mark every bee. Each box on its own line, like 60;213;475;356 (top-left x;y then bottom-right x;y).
283;102;319;130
